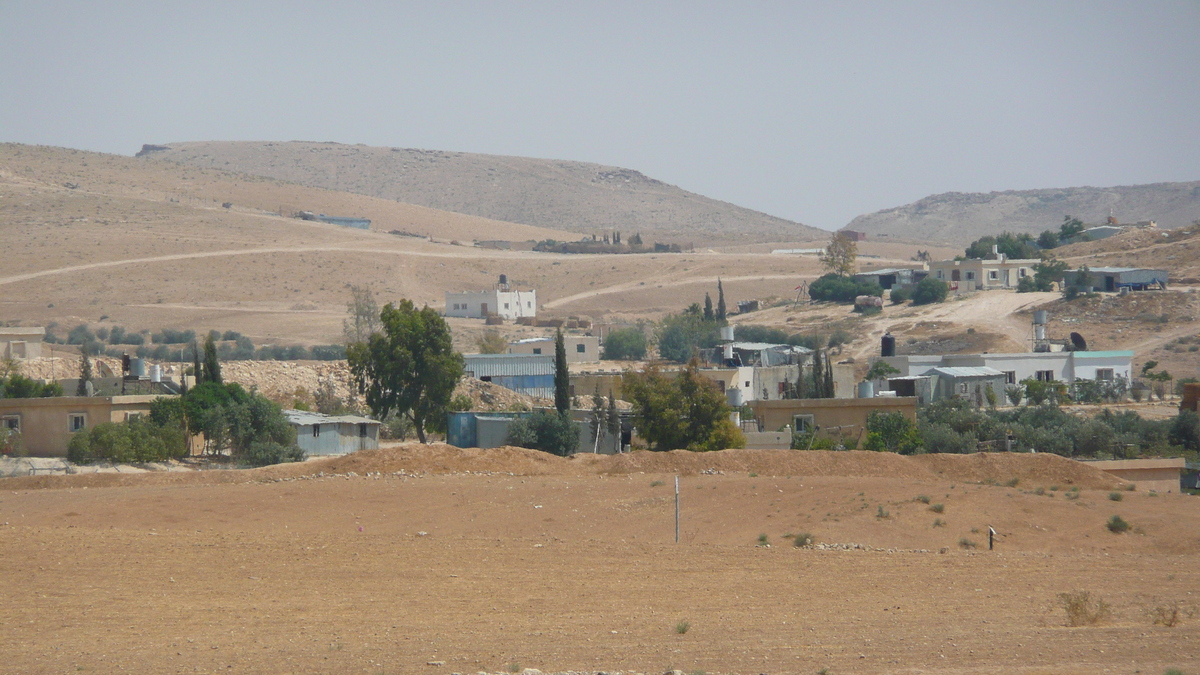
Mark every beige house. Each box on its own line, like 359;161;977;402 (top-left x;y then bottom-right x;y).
508;335;600;363
0;327;45;360
1087;458;1185;493
0;395;165;457
928;258;1039;292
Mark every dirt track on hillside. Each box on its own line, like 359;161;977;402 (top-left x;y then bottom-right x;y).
2;447;1196;674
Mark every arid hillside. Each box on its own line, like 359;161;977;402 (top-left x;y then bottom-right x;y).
139;140;828;245
845;181;1200;245
2;446;1197;675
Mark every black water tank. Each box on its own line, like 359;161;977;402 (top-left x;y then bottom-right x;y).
881;333;896;357
499;274;508;286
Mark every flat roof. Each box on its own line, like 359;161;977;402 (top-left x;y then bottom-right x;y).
1069;267;1167;274
283;410;379;426
932;366;1004;378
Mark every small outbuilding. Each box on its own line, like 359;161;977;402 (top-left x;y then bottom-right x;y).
463;354;555;398
1086;458;1186;493
1062;267;1168;292
854;268;926;290
283;410;379;457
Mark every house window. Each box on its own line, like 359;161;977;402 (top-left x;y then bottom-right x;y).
744;381;751;388
359;423;368;438
125;412;142;422
792;414;815;432
532;348;542;355
313;425;320;438
1036;370;1054;382
1096;368;1114;381
504;303;510;309
936;270;944;279
1004;371;1017;385
958;382;969;394
527;302;532;308
1019;268;1028;278
2;415;19;432
69;414;86;432
576;344;585;353
966;271;976;281
989;270;999;280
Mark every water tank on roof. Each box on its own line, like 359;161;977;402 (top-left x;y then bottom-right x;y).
1034;310;1048;325
881;333;896;357
499;274;508;286
150;364;162;383
858;381;875;399
719;325;735;342
129;358;147;379
726;387;744;407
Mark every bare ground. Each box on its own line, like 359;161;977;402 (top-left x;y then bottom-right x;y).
2;447;1197;675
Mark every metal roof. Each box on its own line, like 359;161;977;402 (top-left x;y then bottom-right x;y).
1072;267;1166;274
464;353;555;377
855;268;911;276
931;366;1004;378
730;342;812;354
283;410;379;426
511;337;553;344
1072;350;1135;359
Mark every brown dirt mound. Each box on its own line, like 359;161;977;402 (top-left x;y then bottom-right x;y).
265;442;576;477
573;448;935;478
910;452;1122;489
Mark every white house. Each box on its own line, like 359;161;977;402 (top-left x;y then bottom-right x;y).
445;289;537;320
879;350;1133;387
508;335;600;363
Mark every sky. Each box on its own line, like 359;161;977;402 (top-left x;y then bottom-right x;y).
3;2;1199;231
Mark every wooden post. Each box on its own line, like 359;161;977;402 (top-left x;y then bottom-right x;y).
674;475;680;543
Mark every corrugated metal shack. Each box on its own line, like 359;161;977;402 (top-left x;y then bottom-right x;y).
930;366;1007;406
284;410;380;456
854;268;927;290
463;354;555;398
1062;267;1168;292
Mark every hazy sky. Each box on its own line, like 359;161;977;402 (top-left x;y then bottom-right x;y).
3;2;1198;230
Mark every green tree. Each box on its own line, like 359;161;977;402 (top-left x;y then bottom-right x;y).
965;232;1038;260
475;329;508;354
621;360;744;452
655;313;720;363
191;340;204;386
808;273;883;303
821;232;858;276
347;300;465;443
601;327;648;360
866;360;900;381
1033;258;1069;291
554;330;570;414
202;335;222;384
76;344;93;397
1059;215;1085;240
606;391;621;452
863;410;922;454
703;293;714;321
716;279;727;321
506;409;580;456
911;278;949;305
0;373;63;399
1037;229;1059;249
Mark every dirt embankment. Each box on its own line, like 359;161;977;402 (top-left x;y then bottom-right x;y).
3;445;1122;491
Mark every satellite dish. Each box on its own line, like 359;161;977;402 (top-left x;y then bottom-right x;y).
1069;332;1088;351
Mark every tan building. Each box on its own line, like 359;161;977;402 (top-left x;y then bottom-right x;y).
927;258;1039;292
1087;458;1185;493
508;335;600;363
747;397;918;444
0;327;45;360
0;395;165;457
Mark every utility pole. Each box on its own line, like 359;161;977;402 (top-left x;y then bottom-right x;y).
674;475;680;543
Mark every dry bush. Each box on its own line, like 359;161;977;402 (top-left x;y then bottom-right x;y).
1152;602;1195;628
1058;590;1111;626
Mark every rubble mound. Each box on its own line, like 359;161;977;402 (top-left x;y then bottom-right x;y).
910;451;1121;489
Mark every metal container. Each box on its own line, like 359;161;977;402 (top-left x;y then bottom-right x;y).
723;343;734;360
881;334;896;357
1034;310;1049;325
129;358;147;379
726;387;744;407
858;380;875;398
150;364;162;383
719;325;735;342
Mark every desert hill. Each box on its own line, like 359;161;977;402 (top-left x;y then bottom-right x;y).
845;180;1200;245
138;140;828;245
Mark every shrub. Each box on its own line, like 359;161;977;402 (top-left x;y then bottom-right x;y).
505;410;580;456
1152;603;1194;628
1106;515;1130;533
67;417;187;464
793;532;814;546
958;537;977;549
932;518;945;528
675;620;690;635
876;505;890;519
915;494;931;504
930;503;945;514
890;286;912;304
602;327;648;360
864;410;922;454
1108;492;1123;502
1058;590;1110;626
911;278;949;305
757;533;769;546
808;273;883;304
243;441;306;467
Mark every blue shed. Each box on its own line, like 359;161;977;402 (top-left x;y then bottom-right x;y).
463;354;556;398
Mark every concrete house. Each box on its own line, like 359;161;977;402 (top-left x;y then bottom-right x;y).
0;327;45;360
445;289;537;320
746;397;917;446
0;395;165;457
854;268;927;290
928;258;1039;292
508;335;600;363
283;410;379;456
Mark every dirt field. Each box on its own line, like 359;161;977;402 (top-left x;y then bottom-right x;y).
2;446;1197;675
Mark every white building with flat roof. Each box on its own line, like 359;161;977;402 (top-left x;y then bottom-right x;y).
445;289;537;320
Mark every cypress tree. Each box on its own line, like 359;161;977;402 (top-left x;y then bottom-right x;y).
554;330;570;414
76;344;92;396
810;349;822;398
203;335;222;384
824;355;835;397
703;293;714;321
192;340;204;386
716;279;727;321
606;390;620;452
